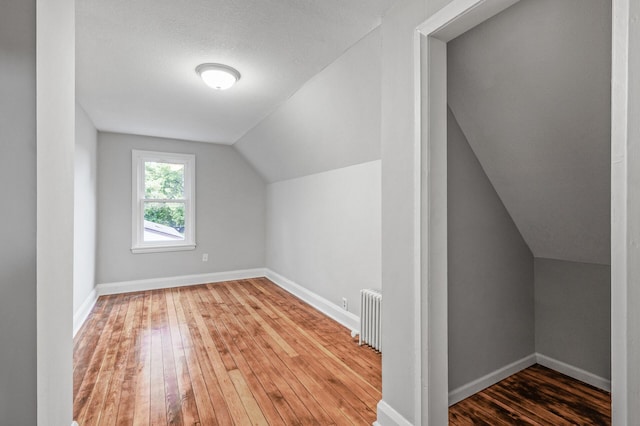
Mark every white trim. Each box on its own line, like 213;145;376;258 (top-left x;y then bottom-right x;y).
131;244;196;254
374;400;413;426
417;0;483;37
536;353;611;392
611;0;639;423
411;28;423;426
415;1;523;424
264;269;360;332
131;149;196;253
96;268;266;296
95;268;360;333
447;353;610;406
73;288;98;337
422;34;450;426
417;0;519;42
448;354;536;405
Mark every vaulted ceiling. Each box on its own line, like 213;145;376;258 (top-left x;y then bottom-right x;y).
76;0;396;144
235;28;382;183
447;0;611;265
76;0;612;265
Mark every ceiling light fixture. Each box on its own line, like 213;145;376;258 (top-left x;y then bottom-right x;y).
196;63;241;90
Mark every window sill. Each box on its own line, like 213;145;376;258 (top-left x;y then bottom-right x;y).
131;244;196;254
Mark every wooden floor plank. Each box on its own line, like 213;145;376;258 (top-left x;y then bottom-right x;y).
226;284;298;357
79;294;130;425
158;290;184;426
171;287;221;426
449;364;611;425
228;369;270;426
205;285;309;425
114;293;145;426
183;287;253;425
73;278;380;425
176;286;232;425
97;294;139;425
213;284;318;425
73;294;114;394
240;282;379;408
74;294;123;421
197;285;286;425
149;291;167;425
132;291;152;426
165;290;200;425
227;282;368;424
246;278;382;390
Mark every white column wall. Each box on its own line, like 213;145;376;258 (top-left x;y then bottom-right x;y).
36;0;75;423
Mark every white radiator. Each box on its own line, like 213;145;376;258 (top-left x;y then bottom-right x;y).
359;289;382;352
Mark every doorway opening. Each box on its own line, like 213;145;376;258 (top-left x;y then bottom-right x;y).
415;0;615;423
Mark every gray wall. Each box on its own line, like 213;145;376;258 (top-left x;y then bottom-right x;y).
535;258;611;379
97;132;266;284
74;104;98;313
234;28;383;322
447;0;611;265
0;0;37;423
448;108;535;390
234;28;381;183
266;160;381;316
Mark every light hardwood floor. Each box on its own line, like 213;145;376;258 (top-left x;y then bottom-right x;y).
73;278;382;425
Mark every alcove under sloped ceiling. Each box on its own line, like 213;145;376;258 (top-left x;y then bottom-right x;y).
447;0;611;265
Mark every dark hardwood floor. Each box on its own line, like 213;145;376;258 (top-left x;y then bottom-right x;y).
73;278;382;425
449;364;611;425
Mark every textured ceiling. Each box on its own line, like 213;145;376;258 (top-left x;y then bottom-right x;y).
76;0;395;144
448;0;611;265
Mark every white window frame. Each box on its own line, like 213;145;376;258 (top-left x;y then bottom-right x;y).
131;150;196;253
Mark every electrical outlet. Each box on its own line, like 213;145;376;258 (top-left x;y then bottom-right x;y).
202;253;209;262
342;297;348;311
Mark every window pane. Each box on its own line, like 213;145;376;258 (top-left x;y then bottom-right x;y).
144;161;184;199
143;202;185;241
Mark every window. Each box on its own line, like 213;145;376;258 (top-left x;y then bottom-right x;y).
132;150;196;253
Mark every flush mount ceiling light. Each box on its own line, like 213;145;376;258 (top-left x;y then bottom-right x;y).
196;63;241;90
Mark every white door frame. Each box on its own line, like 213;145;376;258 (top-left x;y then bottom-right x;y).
414;0;631;424
36;0;75;424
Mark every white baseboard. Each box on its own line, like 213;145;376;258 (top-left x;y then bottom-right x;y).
264;269;360;332
96;268;267;296
449;353;537;406
374;400;413;426
90;268;359;342
73;288;98;337
535;353;611;392
448;352;610;406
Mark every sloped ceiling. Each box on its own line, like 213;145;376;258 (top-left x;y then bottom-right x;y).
235;28;381;183
76;0;395;144
447;0;611;265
